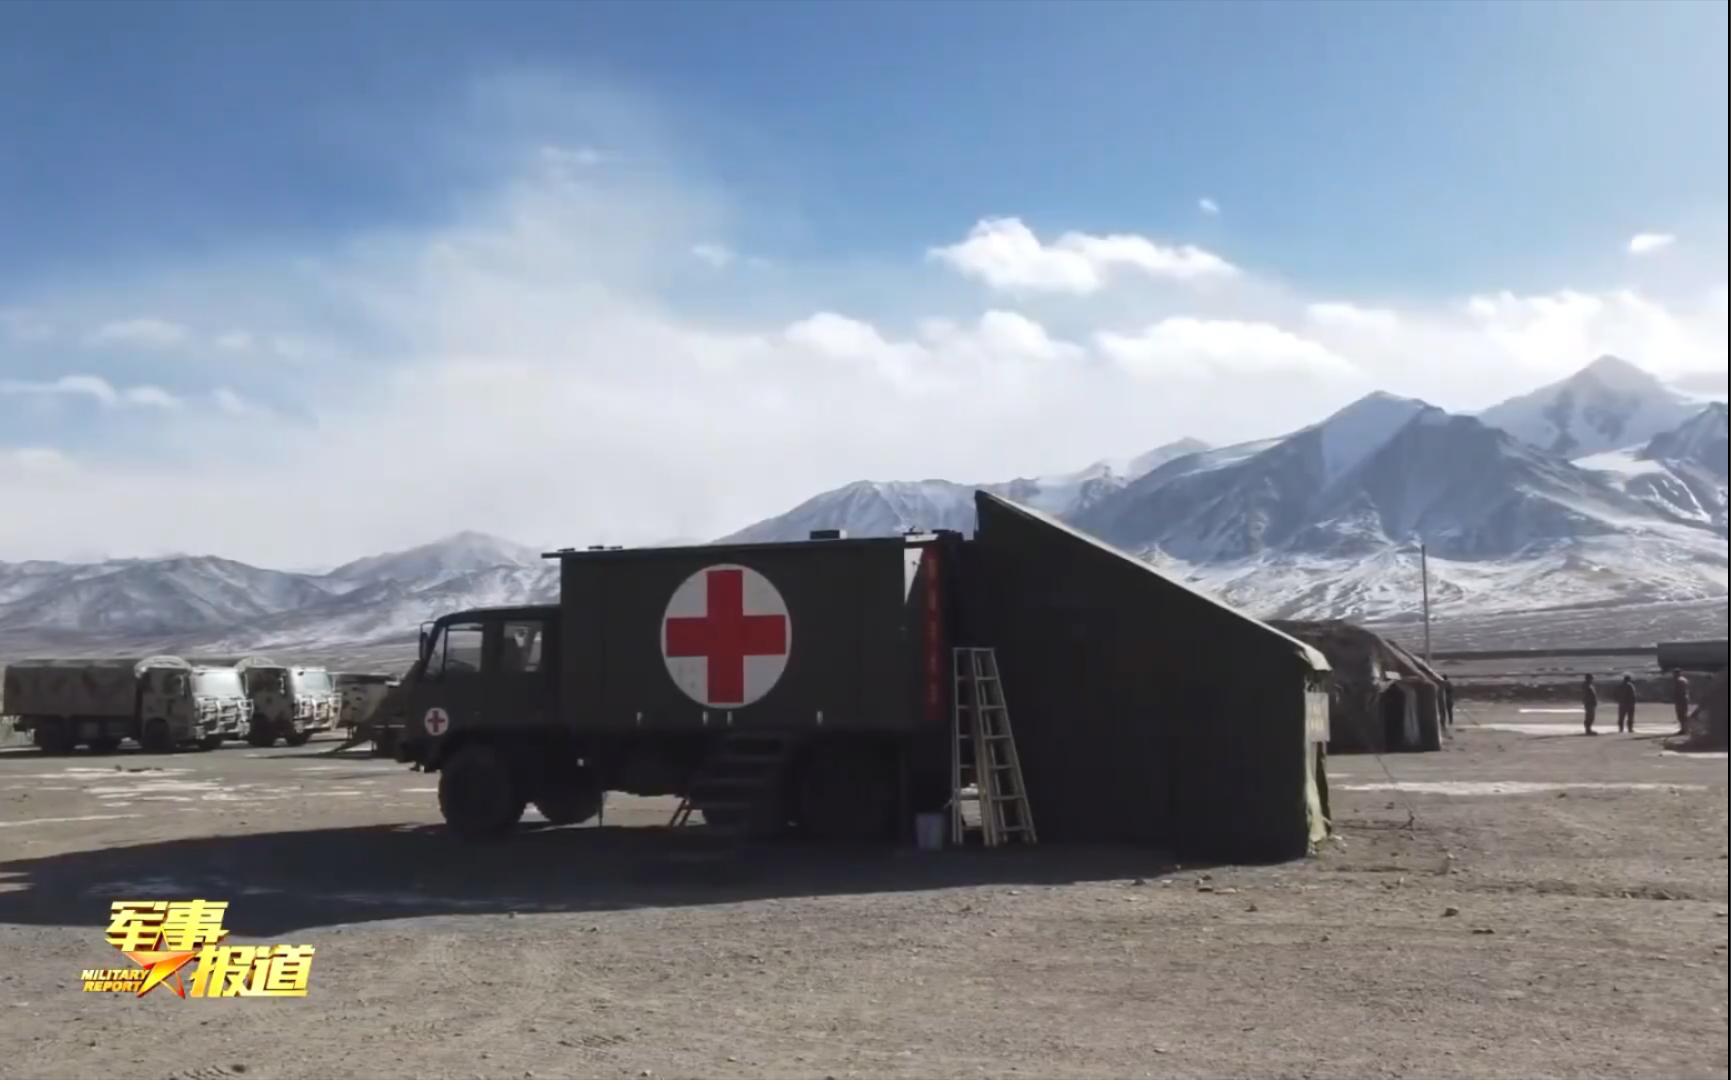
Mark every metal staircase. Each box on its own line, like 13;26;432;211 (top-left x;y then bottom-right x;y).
668;732;794;846
950;647;1037;847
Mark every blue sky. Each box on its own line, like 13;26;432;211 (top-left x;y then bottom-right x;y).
0;0;1726;564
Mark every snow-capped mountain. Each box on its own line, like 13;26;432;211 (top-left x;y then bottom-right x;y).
1575;402;1729;530
323;530;543;592
1;359;1726;652
717;438;1210;543
0;532;554;653
1477;354;1704;458
0;556;332;636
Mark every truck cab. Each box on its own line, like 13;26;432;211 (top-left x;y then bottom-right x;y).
384;605;599;835
390;604;561;755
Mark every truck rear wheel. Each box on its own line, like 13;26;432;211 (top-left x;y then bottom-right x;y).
33;720;77;755
798;744;897;844
87;736;121;754
438;744;526;840
533;778;606;827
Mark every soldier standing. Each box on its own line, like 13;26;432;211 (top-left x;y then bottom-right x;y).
1613;674;1637;733
1581;673;1599;735
1672;670;1692;735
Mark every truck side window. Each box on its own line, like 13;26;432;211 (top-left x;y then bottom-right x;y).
441;623;485;676
500;621;545;674
422;623;484;680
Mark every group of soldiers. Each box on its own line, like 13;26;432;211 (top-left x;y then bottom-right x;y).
1579;669;1695;736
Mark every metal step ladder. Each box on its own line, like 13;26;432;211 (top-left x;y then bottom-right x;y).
668;732;794;847
950;647;1037;847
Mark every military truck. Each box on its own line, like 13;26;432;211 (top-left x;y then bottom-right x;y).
335;672;397;732
233;657;340;747
1;656;249;754
386;492;1335;863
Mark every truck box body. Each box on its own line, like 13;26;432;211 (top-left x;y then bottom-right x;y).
3;658;172;717
555;534;953;734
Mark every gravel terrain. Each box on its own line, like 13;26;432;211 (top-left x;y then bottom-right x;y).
0;706;1725;1080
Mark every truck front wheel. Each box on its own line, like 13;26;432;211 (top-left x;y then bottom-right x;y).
438;744;526;840
139;719;175;755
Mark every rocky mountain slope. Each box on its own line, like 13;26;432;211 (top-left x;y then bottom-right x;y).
1;359;1725;654
1574;402;1728;530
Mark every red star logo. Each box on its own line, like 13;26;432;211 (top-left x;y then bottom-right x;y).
122;949;199;998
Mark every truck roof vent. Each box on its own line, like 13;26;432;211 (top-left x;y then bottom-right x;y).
809;528;847;541
586;544;607;551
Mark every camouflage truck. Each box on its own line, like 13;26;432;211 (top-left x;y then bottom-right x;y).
1;656;248;754
334;672;397;732
233;656;339;747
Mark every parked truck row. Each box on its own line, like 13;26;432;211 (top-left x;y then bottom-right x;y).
0;655;386;755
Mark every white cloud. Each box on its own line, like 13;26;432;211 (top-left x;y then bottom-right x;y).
1199;197;1220;216
1;308;55;342
540;144;606;169
0;88;1724;567
0;374;181;409
691;243;735;268
1305;302;1401;332
1628;232;1676;255
0;446;75;477
1096;318;1357;379
928;217;1239;295
84;317;190;349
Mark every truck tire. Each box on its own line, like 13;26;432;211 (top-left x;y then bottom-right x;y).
140;719;175;755
246;725;277;749
34;720;77;755
798;744;897;844
533;780;606;827
438;744;526;840
198;734;225;752
87;736;121;755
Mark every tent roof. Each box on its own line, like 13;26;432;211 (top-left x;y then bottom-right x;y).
975;492;1331;675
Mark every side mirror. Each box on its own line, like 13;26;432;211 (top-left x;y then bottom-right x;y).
418;629;430;660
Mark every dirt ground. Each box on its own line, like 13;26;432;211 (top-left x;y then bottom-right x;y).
0;705;1725;1080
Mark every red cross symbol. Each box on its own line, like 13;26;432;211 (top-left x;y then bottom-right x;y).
662;567;790;706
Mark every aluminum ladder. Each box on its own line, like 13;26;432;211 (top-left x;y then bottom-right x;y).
950;647;1037;847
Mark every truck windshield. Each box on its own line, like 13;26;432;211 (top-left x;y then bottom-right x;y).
192;670;244;697
292;670;335;696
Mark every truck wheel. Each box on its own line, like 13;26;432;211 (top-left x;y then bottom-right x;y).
284;731;313;748
140;719;175;755
87;735;121;755
533;780;606;827
197;734;225;752
246;726;277;748
34;720;77;755
438;744;526;840
798;745;897;844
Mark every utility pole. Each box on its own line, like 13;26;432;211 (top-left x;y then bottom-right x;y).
1420;543;1432;663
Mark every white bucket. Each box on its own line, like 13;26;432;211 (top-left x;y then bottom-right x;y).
914;812;947;851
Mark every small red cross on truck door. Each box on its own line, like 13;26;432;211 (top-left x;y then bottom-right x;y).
660;564;792;708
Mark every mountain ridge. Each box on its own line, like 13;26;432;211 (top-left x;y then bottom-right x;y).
3;359;1726;655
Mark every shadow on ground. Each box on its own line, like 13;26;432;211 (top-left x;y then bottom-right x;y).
0;823;1197;938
